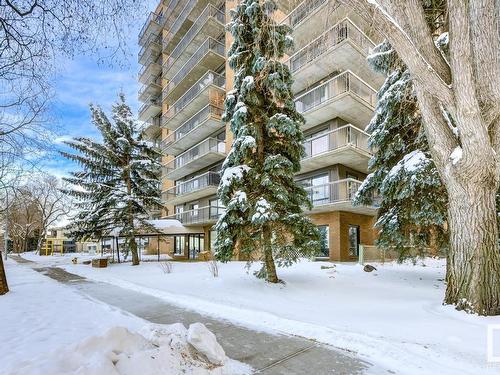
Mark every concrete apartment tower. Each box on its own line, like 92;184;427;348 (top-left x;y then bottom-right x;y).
137;0;383;261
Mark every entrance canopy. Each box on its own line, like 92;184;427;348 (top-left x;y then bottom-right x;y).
105;219;204;237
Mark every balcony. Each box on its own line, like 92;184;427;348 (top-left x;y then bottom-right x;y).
162;171;220;205
303;178;378;215
162;71;225;130
163;138;226;180
163;4;225;80
163;0;184;31
286;18;383;92
138;73;162;102
138;12;165;46
162;38;225;104
162;0;220;55
138;95;161;122
161;105;224;156
138;33;162;65
140;116;162;139
138;55;162;84
169;205;225;226
301;124;371;173
294;71;377;130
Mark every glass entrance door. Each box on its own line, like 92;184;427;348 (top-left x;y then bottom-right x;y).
188;234;204;259
348;225;360;256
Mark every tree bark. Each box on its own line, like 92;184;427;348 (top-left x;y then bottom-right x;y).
129;236;139;266
445;183;500;315
263;225;279;283
0;252;9;295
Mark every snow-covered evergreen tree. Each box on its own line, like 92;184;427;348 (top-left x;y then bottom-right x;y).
215;0;320;282
353;42;448;258
61;94;162;265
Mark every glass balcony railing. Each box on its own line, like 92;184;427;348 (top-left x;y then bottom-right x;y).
281;0;330;29
163;4;225;77
162;71;225;124
138;33;162;63
163;0;183;30
162;171;220;202
163;138;226;175
302;124;370;158
303;178;363;208
161;105;223;149
286;18;374;73
139;95;161;117
295;71;377;113
163;0;198;51
139;116;161;135
138;55;162;81
169;205;225;225
162;38;225;98
138;74;162;99
139;12;165;44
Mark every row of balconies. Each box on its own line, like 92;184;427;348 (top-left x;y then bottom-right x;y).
164;177;376;226
162;37;225;104
160;123;370;201
163;4;225;81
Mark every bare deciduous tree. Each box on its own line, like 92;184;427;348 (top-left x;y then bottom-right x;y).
342;0;500;315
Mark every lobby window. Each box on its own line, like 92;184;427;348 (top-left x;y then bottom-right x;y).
317;225;330;257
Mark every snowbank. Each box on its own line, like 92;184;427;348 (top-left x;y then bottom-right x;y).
13;325;250;375
0;259;250;375
37;255;500;375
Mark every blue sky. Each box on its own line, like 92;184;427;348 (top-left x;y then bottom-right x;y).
41;1;158;179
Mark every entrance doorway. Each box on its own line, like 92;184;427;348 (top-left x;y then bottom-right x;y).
348;225;360;256
188;234;204;259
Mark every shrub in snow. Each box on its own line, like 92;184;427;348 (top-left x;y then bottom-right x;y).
208;259;219;278
187;323;226;366
160;261;173;274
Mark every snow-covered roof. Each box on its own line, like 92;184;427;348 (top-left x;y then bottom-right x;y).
106;219;203;236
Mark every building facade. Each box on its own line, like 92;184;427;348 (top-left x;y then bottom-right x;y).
137;0;383;261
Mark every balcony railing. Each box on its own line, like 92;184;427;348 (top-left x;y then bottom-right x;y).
162;171;220;203
162;38;225;99
139;116;161;135
163;138;226;175
139;95;161;117
138;74;162;100
162;71;225;124
138;33;162;63
139;12;165;44
163;0;183;30
138;55;162;81
163;4;225;78
163;0;198;51
302;124;369;158
161;105;223;149
303;178;363;208
281;0;330;29
295;71;377;113
286;19;374;73
170;205;225;225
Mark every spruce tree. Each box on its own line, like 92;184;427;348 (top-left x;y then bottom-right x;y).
61;94;162;265
215;0;320;283
353;41;448;258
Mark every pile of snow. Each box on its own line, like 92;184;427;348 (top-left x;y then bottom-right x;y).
12;324;249;375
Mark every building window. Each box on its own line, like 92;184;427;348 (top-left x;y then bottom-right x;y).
348;225;360;256
317;225;330;257
209;229;217;253
299;174;330;206
174;235;185;255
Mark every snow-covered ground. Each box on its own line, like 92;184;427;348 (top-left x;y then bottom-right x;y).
18;253;500;374
1;258;250;374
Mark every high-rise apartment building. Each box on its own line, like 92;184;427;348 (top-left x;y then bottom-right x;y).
137;0;383;261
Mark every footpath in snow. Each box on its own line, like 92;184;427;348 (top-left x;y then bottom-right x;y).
0;258;251;375
20;252;500;375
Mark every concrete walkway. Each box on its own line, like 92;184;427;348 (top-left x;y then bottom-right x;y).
14;257;374;374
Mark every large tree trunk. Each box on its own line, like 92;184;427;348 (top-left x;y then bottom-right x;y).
0;253;9;295
263;226;278;283
445;183;500;315
129;236;139;266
